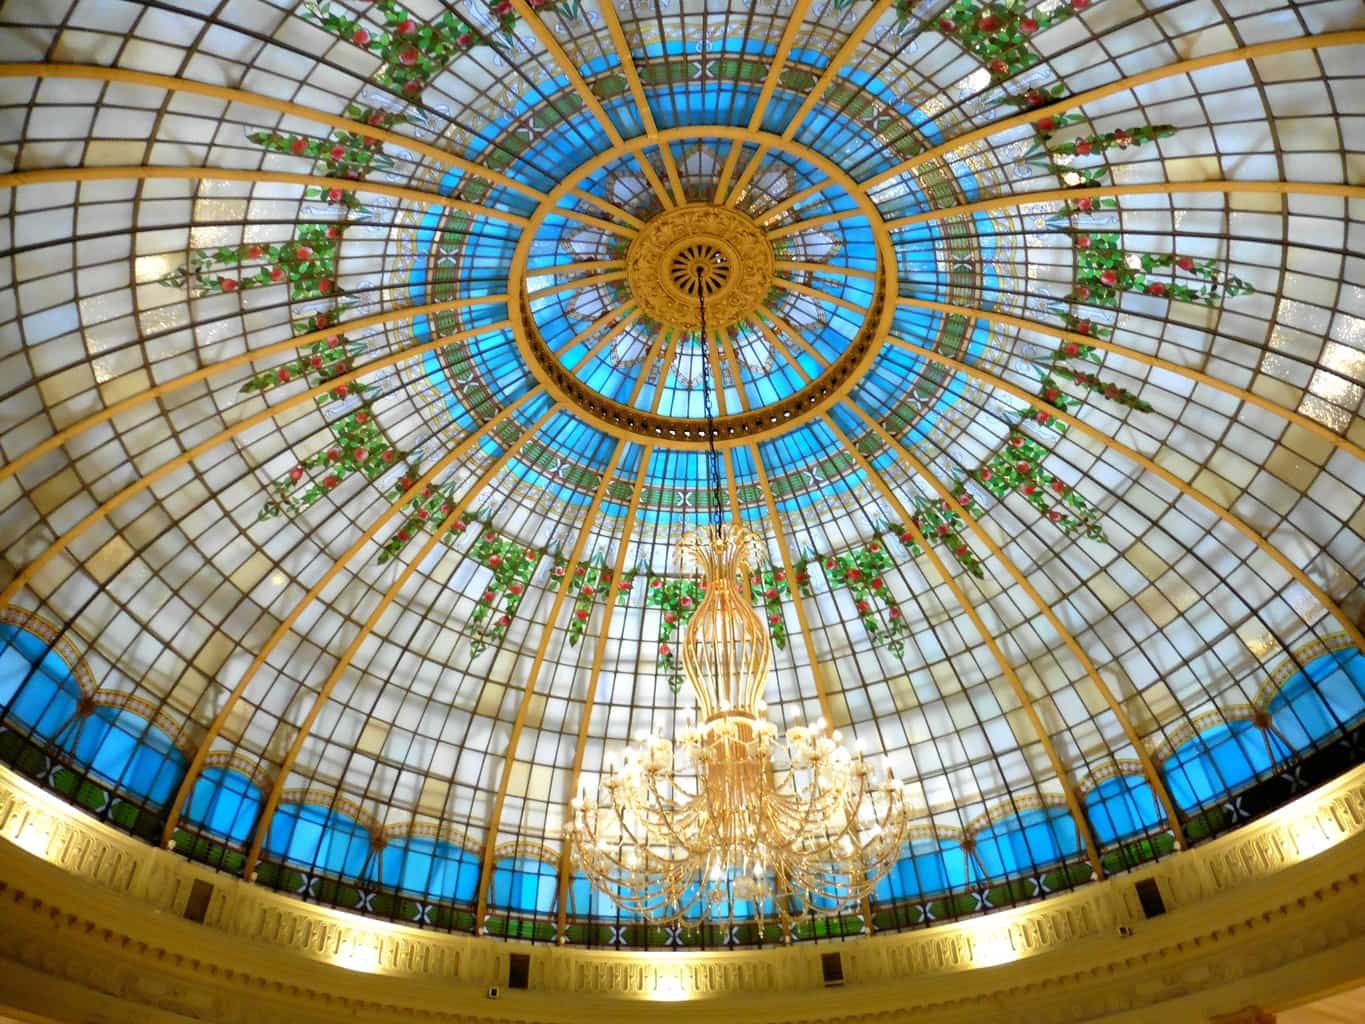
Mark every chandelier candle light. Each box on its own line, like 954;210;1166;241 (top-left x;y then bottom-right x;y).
567;256;911;928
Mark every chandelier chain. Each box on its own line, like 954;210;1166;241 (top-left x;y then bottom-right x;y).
696;265;725;532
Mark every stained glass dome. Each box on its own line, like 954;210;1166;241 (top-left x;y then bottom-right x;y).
0;0;1362;950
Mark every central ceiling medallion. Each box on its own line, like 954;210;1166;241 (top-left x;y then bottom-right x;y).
626;205;773;332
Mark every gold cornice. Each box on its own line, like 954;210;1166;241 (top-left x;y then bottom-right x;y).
3;760;1365;1022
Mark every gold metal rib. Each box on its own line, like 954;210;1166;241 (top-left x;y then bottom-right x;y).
824;414;1106;880
237;403;562;878
896;297;1365;466
0;321;513;612
551;448;653;938
0;166;529;226
863;31;1365;190
837;399;1190;849
0;62;545;200
0;295;510;486
472;440;629;927
879;336;1365;656
161;391;550;845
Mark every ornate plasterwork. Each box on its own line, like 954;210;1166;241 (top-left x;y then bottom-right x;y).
2;761;1365;1023
625;205;773;332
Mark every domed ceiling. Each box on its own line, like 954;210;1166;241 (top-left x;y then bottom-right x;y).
0;0;1363;947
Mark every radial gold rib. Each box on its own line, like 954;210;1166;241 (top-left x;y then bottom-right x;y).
473;440;629;927
751;315;815;384
776;260;878;281
526;259;625;278
708;329;730;417
760;179;833;225
0;166;529;226
757;305;833;370
897;297;1365;466
506;0;674;209
568;189;646;230
886;180;1365;231
837;399;1189;849
863;31;1365;190
569;308;644;370
714;0;815;203
0;294;509;486
161;392;550;845
880;335;1365;656
824;415;1106;881
727;0;896;208
527;270;628;300
552;304;632;358
717;329;753;413
765;209;856;240
771;276;866;314
623;322;674;408
596;4;685;202
552;447;653;938
0;319;512;612
238;402;562;878
648;332;685;414
0;63;544;200
750;453;833;726
551;208;638;238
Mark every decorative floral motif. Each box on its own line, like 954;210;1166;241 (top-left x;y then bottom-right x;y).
556;555;637;647
894;498;987;580
974;431;1105;540
797;541;911;660
1067;230;1255;306
238;311;368;402
468;528;543;659
646;575;707;693
376;483;473;565
1040;342;1153;414
160;223;343;299
748;568;790;650
305;0;579;99
259;408;416;522
248;103;405;213
933;0;1097;81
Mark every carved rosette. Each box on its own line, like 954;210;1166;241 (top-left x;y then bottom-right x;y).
625;206;774;331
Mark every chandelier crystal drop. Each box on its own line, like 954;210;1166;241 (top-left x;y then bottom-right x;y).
566;256;911;927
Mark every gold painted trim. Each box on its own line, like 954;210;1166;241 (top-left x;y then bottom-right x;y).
239;403;562;878
840;400;1191;849
473;441;630;927
863;31;1365;190
0;320;515;620
159;389;548;845
825;416;1106;879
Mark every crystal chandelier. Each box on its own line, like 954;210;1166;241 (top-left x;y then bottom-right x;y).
566;258;911;928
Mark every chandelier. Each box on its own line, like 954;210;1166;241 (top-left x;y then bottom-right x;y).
565;256;911;928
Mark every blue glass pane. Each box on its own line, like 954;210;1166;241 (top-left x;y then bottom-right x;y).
265;803;371;877
185;767;262;844
70;708;185;806
1163;721;1276;812
490;856;558;914
973;807;1080;878
0;622;83;740
1084;775;1164;844
875;839;971;901
1269;647;1365;747
376;838;479;903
